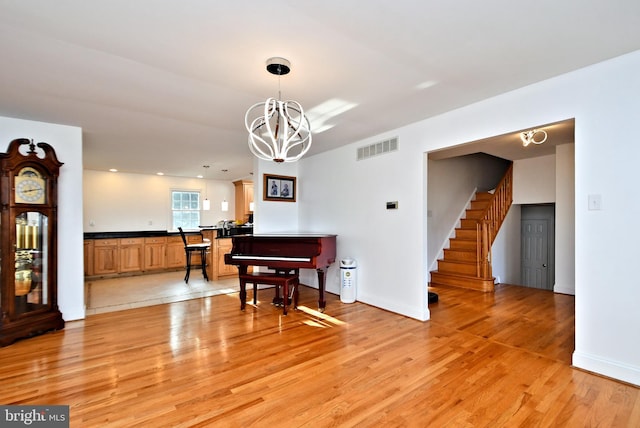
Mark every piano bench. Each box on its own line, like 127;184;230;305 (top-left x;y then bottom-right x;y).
238;272;299;315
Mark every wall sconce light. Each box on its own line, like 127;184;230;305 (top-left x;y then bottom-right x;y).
520;129;547;147
221;200;229;212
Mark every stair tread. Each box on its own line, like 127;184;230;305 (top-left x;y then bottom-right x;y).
430;270;495;282
449;247;476;252
438;259;476;265
474;192;493;199
431;269;483;276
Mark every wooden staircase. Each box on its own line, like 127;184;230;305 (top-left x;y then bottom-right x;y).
430;164;513;292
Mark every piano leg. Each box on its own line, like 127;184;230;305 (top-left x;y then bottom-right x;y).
282;282;289;316
317;268;327;312
238;265;248;310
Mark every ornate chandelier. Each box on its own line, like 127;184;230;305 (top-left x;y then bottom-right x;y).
244;57;312;163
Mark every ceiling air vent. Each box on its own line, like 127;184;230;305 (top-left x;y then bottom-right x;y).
357;137;398;161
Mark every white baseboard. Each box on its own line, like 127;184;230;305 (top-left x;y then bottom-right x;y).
553;284;575;295
572;350;640;387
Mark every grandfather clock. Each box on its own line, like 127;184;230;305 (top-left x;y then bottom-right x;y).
0;138;64;346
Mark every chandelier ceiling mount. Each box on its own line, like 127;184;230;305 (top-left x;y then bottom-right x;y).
266;57;290;76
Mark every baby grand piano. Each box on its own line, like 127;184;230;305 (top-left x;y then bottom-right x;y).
224;234;337;311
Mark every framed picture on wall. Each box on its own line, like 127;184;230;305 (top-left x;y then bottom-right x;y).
263;174;296;202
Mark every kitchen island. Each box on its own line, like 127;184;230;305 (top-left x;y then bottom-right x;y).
200;226;253;280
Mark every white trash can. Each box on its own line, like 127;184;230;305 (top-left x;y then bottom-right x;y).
340;258;357;303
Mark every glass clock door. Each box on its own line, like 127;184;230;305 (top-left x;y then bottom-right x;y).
15;211;48;315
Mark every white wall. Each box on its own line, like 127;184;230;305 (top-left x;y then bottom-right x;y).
0;116;85;321
513;155;556;204
296;50;640;386
300;132;428;319
555;144;575;295
83;170;236;232
253;159;299;233
491;205;521;285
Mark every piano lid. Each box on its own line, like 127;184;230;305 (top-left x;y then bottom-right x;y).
226;233;337;269
244;233;337;238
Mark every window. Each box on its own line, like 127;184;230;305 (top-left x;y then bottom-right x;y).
171;190;201;230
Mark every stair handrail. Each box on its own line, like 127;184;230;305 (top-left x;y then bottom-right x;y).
475;164;513;279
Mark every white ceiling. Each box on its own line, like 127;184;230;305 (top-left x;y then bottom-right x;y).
0;1;639;180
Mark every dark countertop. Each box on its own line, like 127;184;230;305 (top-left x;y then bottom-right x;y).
84;226;253;240
199;226;253;231
84;230;196;240
207;226;254;239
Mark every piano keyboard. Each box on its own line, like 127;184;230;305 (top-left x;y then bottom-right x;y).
230;255;312;262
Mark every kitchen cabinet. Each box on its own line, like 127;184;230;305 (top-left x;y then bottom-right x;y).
216;238;236;278
233;180;254;224
144;237;167;271
119;238;144;273
93;239;119;275
166;236;186;268
84;240;94;277
186;234;204;266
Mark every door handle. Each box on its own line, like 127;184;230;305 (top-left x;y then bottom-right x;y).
542;264;547;268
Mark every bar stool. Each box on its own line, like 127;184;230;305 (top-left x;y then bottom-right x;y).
178;227;210;283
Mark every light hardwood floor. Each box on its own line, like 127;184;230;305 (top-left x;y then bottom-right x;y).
1;282;639;427
85;271;240;315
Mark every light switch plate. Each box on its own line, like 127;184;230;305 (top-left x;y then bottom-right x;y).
588;194;602;210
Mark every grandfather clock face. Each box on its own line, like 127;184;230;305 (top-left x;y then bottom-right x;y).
14;166;46;204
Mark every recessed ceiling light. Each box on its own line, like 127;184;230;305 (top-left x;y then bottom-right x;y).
109;168;118;172
157;172;164;176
